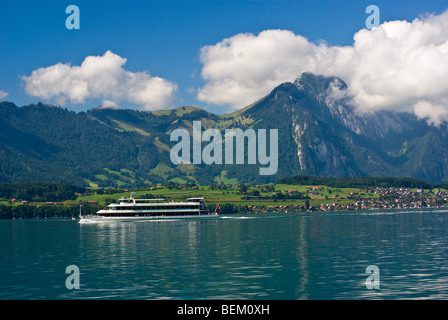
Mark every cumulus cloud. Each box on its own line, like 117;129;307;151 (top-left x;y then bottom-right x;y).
100;100;120;109
22;51;177;111
0;90;8;100
197;10;448;125
197;30;319;109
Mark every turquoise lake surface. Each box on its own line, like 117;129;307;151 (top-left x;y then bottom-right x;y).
1;209;448;299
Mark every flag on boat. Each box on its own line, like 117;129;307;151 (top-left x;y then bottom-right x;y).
216;203;221;213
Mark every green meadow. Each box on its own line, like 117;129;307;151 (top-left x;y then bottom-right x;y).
76;184;378;208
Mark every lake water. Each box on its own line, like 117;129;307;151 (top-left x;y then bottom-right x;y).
1;209;448;300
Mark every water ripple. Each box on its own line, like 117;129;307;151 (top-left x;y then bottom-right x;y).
2;209;448;299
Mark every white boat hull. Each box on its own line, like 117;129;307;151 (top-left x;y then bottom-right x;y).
79;213;218;223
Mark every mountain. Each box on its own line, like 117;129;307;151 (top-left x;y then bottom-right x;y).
1;72;448;186
241;73;448;183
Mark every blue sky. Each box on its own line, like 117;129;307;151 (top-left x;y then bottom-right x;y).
1;0;447;114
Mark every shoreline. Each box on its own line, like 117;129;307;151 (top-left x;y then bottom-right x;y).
2;206;448;221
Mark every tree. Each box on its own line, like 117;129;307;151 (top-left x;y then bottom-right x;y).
239;184;248;194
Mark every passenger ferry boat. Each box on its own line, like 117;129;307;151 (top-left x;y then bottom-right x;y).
79;194;219;222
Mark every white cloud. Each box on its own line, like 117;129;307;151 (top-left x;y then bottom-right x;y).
100;100;119;109
197;10;448;125
22;51;177;111
197;30;321;109
0;90;8;100
414;100;448;127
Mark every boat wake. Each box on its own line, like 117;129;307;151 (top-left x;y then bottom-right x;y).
78;219;103;224
219;216;256;220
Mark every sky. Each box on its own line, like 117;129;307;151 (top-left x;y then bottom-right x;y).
1;0;448;120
